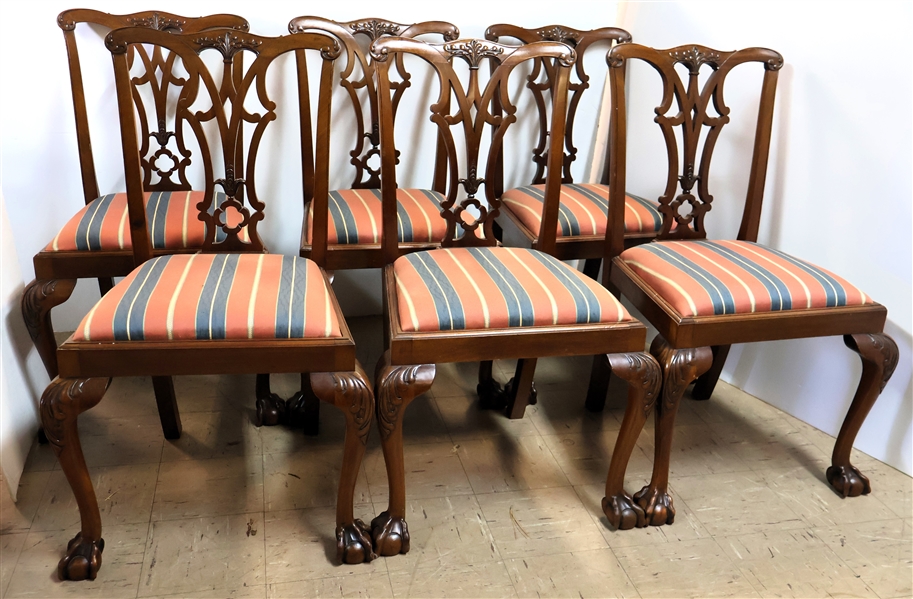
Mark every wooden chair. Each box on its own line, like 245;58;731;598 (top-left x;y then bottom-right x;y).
292;16;459;270
485;24;663;281
595;43;899;528
22;9;249;439
24;9;249;378
367;36;662;557
41;26;376;581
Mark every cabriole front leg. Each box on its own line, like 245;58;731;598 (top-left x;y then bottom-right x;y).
311;363;376;564
602;352;661;530
21;279;77;379
372;353;435;556
40;377;110;581
827;333;899;497
634;337;712;526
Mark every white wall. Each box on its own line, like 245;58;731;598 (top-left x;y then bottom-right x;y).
617;1;912;475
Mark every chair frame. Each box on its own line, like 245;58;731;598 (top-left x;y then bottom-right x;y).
41;26;377;581
595;42;898;527
22;10;249;383
366;36;661;557
292;16;459;270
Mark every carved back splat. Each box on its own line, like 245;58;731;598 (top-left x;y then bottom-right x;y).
106;26;341;262
606;43;782;246
289;17;458;192
58;10;249;204
485;24;630;187
372;37;576;261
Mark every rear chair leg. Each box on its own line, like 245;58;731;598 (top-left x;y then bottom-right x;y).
372;351;435;556
40;377;110;581
477;360;504;409
21;279;77;379
151;376;181;439
287;373;320;436
311;362;376;564
255;374;286;426
828;333;899;497
602;352;661;530
505;358;538;419
691;344;731;400
634;337;712;526
585;354;612;412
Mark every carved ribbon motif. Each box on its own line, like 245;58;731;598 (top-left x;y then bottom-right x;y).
129;12;186;31
350;20;403;40
195;32;262;59
670;46;721;75
444;39;504;69
535;25;582;46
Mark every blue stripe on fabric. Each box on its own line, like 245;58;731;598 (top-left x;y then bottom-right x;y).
287;257;310;337
207;191;229;244
328;190;359;244
467;247;535;327
527;250;602;323
194;254;230;339
392;189;413;243
567;184;609;212
645;244;736;315
754;244;847;307
204;254;239;339
110;256;169;341
274;255;296;337
409;252;465;330
76;194;116;251
692;241;791;311
624;192;664;232
145;191;169;249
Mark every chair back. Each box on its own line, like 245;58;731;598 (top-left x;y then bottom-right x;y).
485;24;630;189
58;10;249;205
106;26;341;265
372;37;577;264
604;43;783;263
289;17;459;194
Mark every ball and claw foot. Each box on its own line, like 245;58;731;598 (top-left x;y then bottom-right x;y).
826;465;871;498
255;394;286;427
477;378;506;410
371;511;410;556
634;486;675;526
602;494;646;530
336;519;376;564
58;533;104;581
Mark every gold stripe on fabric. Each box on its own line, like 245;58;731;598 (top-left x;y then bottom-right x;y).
246;254;265;339
117;198;129;249
82;195;106;251
627;260;698;316
208;257;231;340
181;191;192;248
396;274;420;331
322;266;333;337
626;197;644;231
352;189;379;243
80;300;102;341
329;193;351;242
402;189;434;242
287;258;297;338
680;243;757;313
443;248;490;327
503;247;558;324
167;255;197;340
475;249;527;326
559;188;597;233
124;263;159;341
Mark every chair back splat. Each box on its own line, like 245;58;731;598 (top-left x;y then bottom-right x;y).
106;26;339;265
373;37;575;263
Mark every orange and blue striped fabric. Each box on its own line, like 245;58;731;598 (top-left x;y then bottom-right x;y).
500;183;664;237
74;253;341;341
304;188;447;245
45;191;240;252
620;240;873;317
393;246;631;332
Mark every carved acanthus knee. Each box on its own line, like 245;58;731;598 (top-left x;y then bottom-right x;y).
21;279;77;379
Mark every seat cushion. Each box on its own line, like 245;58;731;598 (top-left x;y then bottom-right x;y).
393;246;631;332
74;254;341;341
45;191;237;252
500;183;663;237
304;188;447;245
620;240;874;317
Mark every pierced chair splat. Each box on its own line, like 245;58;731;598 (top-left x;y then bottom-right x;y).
367;36;662;557
42;26;377;582
595;42;898;529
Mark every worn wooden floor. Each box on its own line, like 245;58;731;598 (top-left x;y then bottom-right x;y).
1;316;910;598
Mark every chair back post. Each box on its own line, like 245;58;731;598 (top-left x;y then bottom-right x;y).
738;63;781;242
534;63;572;256
603;49;629;281
307;51;339;269
58;9;250;209
106;26;342;266
605;43;783;246
372;37;576;264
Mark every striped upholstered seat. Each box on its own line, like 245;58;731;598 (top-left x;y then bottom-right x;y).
304;188;447;245
393;246;631;332
45;191;240;252
74;253;341;341
620;240;873;317
501;183;663;237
